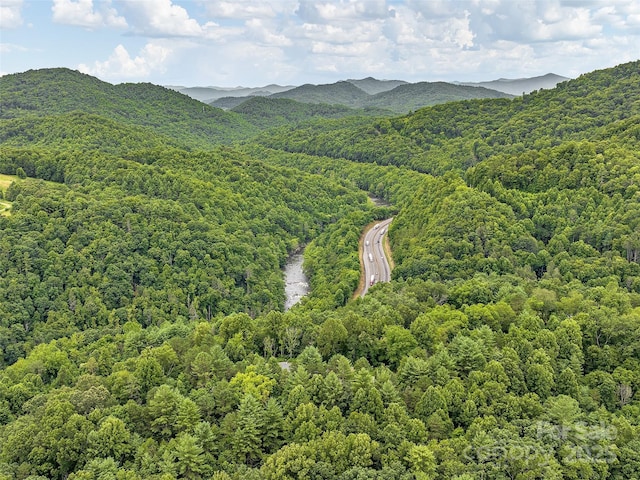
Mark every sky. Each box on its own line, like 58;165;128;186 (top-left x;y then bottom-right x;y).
1;0;639;88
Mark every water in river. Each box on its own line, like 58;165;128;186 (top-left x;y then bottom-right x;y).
369;195;390;207
283;251;309;311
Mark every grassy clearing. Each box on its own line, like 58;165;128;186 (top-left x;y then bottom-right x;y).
0;173;20;192
0;200;11;216
0;174;19;216
0;173;19;191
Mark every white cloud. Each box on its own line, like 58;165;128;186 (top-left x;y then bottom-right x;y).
205;1;280;19
119;0;205;36
447;10;474;47
465;1;609;43
595;1;640;28
0;42;28;53
383;4;474;49
296;0;392;23
0;0;23;28
245;18;292;46
52;0;127;28
533;7;602;41
406;0;461;19
310;40;374;56
23;0;633;86
78;42;171;80
297;22;383;44
193;40;299;86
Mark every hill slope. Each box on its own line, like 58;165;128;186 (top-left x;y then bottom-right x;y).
268;79;512;113
173;84;295;102
230;97;392;129
0;111;186;155
269;80;371;106
0;68;258;146
458;72;570;95
257;60;640;174
363;81;513;113
346;77;408;94
212;95;261;110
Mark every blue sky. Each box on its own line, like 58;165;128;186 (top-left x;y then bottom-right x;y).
1;0;639;87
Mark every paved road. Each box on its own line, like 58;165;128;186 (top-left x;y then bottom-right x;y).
361;218;393;297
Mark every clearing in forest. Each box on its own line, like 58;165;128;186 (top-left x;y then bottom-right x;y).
0;174;19;216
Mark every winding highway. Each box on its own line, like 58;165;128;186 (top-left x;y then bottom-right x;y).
361;218;393;297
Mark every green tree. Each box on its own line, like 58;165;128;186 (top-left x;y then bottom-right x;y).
382;325;418;367
87;416;132;463
232;394;264;465
148;385;184;439
173;433;207;480
406;444;437;480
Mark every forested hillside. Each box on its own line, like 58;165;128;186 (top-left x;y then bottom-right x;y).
0;68;257;147
229;97;392;129
209;78;511;114
257;61;639;174
361;82;512;114
457;73;569;95
346;77;408;95
0;61;639;480
270;81;372;107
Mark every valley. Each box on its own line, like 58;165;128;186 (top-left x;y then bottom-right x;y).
361;218;393;297
283;251;309;311
0;61;639;480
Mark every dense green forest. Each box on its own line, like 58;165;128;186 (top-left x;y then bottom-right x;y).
228;97;393;129
255;61;639;175
0;69;258;147
0;62;639;480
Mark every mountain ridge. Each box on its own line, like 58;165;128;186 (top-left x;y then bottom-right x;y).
456;72;570;95
173;72;566;107
0;67;258;146
212;78;514;113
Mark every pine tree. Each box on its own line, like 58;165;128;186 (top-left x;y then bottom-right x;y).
232;394;263;466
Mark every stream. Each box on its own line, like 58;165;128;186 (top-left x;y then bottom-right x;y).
283;251;309;311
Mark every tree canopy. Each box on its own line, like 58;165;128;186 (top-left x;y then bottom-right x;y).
0;60;639;480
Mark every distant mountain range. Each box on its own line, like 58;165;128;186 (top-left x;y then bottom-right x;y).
166;84;295;103
346;77;408;95
210;79;512;114
359;82;511;113
455;73;570;95
169;74;569;114
166;78;411;104
269;81;372;107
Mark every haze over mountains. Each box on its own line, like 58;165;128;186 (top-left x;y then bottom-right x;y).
262;80;514;114
168;84;296;103
455;73;570;96
168;73;568;114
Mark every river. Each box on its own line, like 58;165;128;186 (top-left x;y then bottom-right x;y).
283;251;309;311
369;195;391;207
283;196;387;309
